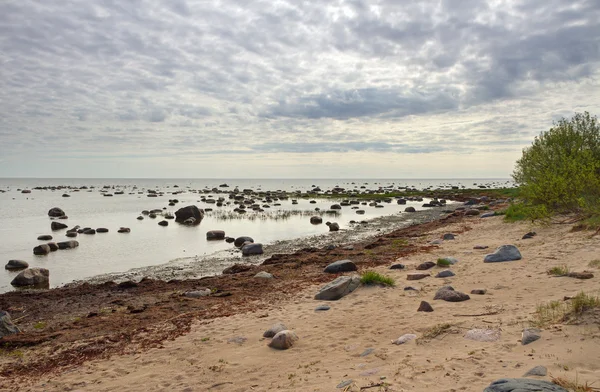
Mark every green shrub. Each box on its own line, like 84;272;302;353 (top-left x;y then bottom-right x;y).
513;112;600;213
360;271;395;287
504;202;549;222
436;258;451;267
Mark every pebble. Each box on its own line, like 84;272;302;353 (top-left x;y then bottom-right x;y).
392;334;417;344
407;273;429;281
336;380;353;389
522;328;541;345
471;288;487;295
417;301;434;312
315;305;331;312
389;263;405;270
524;365;548;377
436;270;455;278
474;245;489;249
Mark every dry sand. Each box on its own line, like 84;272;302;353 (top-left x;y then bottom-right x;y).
13;216;600;391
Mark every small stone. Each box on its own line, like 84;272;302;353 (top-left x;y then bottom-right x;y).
407;273;429;281
524;365;548;377
37;235;52;241
254;271;273;279
474;245;489;250
390;263;405;270
5;260;29;270
96;228;109;233
314;275;361;301
263;322;287;338
417;301;434;312
434;286;470;302
443;233;455;240
0;311;20;338
480;212;496;218
416;261;436;270
117;227;131;233
430;239;443;245
436;270;455;278
324;259;357;273
158;220;168;226
522;231;536;239
470;288;487;295
392;334;417;345
336;380;353;389
242;243;264;256
360;348;375;357
315;305;330;312
404;286;419;291
206;230;226;240
522;328;541;345
268;330;298;350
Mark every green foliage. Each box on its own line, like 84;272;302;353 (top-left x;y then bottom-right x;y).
513;112;600;213
547;265;570;276
360;271;395;287
436;258;451;267
503;202;550;222
33;321;46;329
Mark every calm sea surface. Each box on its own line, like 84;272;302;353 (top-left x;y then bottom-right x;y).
0;178;512;292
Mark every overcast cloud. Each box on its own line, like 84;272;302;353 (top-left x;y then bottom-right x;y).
0;0;599;178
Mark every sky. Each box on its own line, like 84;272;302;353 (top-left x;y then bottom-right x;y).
0;0;599;179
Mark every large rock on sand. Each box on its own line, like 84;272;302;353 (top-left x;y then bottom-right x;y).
0;311;20;338
484;245;522;263
268;330;298;350
434;286;470;302
483;378;567;392
174;205;204;224
48;207;65;217
314;275;360;301
324;259;357;273
10;268;49;287
242;243;263;256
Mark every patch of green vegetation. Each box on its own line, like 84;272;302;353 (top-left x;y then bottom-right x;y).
360;271;395;287
201;337;210;342
503;202;550;222
436;258;452;267
547;265;570;276
391;239;409;249
532;292;600;327
588;259;600;268
0;348;24;358
33;321;46;330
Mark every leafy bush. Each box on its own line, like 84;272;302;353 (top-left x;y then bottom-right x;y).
504;202;549;222
513;112;600;213
360;271;395;286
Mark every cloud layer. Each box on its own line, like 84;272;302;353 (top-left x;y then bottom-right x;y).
0;0;599;177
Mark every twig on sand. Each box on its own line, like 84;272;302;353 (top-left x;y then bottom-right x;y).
208;382;234;389
360;383;389;390
453;310;501;317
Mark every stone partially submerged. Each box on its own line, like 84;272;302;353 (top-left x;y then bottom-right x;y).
314;275;361;301
484;245;522;262
10;268;49;288
174;205;204;224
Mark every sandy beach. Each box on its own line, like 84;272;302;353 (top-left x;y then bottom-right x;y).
2;210;600;392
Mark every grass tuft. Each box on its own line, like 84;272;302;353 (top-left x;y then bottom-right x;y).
421;323;453;340
532;292;600;327
588;259;600;269
547;265;570;276
360;271;395;287
551;374;597;392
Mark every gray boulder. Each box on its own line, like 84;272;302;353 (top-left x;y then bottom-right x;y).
328;222;340;231
242;243;263;256
483;378;567;392
522;328;541;345
46;242;59;252
524;365;548;377
48;207;65;217
324;259;357;273
33;244;51;255
484;245;522;263
443;233;455;240
57;240;79;250
51;221;68;231
174;205;204;224
206;230;226;240
314;275;361;301
37;235;52;241
434;286;470;302
268;330;298;350
310;216;323;224
234;236;254;248
5;260;29;270
263;322;287;338
404;207;416;212
10;268;49;287
436;270;455;278
0;311;20;338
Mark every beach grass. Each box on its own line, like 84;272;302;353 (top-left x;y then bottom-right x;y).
360;271;395;287
550;374;597;392
532;292;600;327
588;259;600;268
420;323;453;340
547;265;570;276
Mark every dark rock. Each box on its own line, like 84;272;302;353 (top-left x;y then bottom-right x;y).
37;235;52;241
390;263;405;270
174;205;204;224
51;221;68;231
442;233;455;240
417;301;434;312
314;275;361;300
234;236;254;248
480;212;496;218
48;207;65;217
137;216;144;220
404;207;416;212
46;242;59;252
158;220;168;226
5;260;29;270
522;231;537;239
10;268;49;287
225;237;235;243
471;288;487;295
483;378;567;392
57;240;79;250
66;231;78;238
222;263;252;274
96;228;109;233
206;230;225;240
117;227;131;233
310;216;323;224
484;245;522;263
416;261;436;270
242;243;263;256
566;271;594;279
328;222;340;231
434;286;470;302
407;273;429;280
522;328;541;345
474;245;489;249
117;280;138;289
33;244;51;255
465;209;480;216
0;311;20;338
330;204;342;210
324;259;357;273
315;305;330;311
83;228;96;235
436;270;455;278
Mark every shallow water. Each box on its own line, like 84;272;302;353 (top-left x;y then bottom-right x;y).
0;178;510;292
